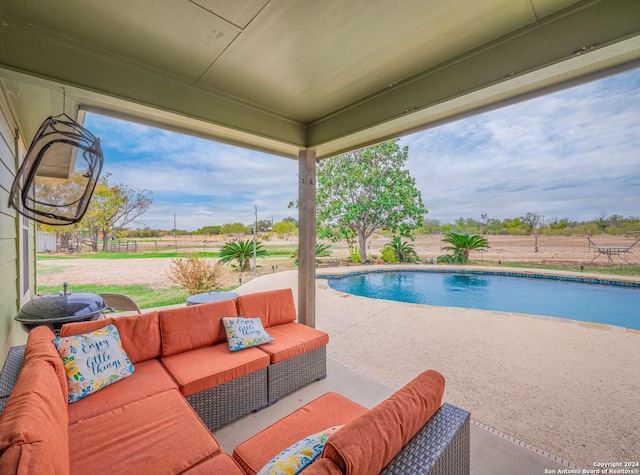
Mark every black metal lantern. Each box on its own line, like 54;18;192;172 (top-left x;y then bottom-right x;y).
8;113;103;225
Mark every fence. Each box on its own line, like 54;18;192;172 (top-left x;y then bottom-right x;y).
108;240;139;253
36;232;57;253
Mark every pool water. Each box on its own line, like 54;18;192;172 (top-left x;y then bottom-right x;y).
325;270;640;330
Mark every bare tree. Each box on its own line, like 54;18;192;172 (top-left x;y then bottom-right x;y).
83;175;153;251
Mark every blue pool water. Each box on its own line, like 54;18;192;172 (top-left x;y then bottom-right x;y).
324;270;640;330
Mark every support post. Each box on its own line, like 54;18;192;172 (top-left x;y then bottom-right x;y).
298;149;316;328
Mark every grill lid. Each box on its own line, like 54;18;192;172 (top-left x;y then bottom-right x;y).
15;282;107;325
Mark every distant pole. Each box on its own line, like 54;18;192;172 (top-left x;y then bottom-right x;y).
253;205;257;275
174;213;178;251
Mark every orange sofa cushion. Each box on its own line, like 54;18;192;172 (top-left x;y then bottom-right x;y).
161;344;269;397
182;453;246;474
68;359;178;424
258;323;329;363
23;325;68;402
159;299;238;356
301;458;343;475
0;358;69;474
236;288;297;327
233;392;368;475
69;389;221;474
323;370;445;475
60;310;161;364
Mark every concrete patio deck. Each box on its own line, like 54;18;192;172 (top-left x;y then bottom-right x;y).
215;358;571;475
215;266;632;474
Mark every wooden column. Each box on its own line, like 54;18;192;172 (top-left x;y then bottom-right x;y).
298;149;316;328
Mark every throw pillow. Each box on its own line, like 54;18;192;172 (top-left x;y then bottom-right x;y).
222;316;274;352
52;324;135;403
257;426;342;475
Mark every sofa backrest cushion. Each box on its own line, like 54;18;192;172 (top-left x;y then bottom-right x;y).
23;326;69;402
0;358;70;474
322;369;445;475
159;299;238;356
60;310;161;364
236;288;297;328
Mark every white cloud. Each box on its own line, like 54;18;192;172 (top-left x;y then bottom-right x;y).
85;68;640;230
402;68;640;223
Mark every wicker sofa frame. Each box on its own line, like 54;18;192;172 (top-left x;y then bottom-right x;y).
381;402;470;475
0;345;24;414
267;346;327;404
186;368;268;430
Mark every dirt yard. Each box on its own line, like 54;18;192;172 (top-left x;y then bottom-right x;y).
36;234;639;290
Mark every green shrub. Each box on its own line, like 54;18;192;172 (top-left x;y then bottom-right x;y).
349;247;361;263
168;256;223;294
384;236;418;262
381;247;397;263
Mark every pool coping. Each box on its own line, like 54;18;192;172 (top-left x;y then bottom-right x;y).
316;263;640;288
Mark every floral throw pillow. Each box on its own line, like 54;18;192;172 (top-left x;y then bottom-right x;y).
257;426;343;475
222;317;274;352
52;324;135;403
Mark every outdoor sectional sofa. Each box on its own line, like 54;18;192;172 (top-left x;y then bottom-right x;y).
0;287;470;474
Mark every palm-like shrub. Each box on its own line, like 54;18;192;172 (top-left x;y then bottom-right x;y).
219;239;267;271
440;232;489;264
291;243;331;265
385;236;418;263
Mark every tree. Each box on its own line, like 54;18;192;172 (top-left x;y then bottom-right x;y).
218;239;267;271
82;175;153;251
221;222;249;240
522;212;543;232
316;139;426;262
272;220;297;240
440;232;489;263
196;225;221;235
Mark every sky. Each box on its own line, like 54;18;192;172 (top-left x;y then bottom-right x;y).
83;67;640;231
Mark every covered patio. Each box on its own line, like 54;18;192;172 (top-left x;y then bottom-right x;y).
1;1;640;472
2;0;640;337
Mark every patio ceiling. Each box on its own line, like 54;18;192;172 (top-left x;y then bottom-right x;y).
1;0;640;160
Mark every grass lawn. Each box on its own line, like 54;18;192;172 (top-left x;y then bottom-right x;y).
36;284;191;309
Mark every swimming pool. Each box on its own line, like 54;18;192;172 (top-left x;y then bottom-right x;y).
323;270;640;330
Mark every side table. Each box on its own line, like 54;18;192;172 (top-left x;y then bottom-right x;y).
186;291;239;306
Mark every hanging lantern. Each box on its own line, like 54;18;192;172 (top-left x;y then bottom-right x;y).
8;113;103;225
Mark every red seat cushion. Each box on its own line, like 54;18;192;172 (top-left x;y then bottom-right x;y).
69;389;221;474
161;344;269;397
67;359;178;424
233;392;367;475
182;453;246;474
258;322;329;363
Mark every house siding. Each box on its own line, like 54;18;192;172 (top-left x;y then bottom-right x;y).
0;88;31;364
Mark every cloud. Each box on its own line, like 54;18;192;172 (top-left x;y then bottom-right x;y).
402;68;640;223
84;114;299;230
84;68;640;230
